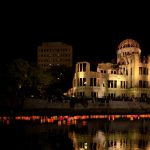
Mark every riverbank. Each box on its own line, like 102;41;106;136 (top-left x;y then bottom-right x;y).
20;107;150;116
20;98;150;115
1;98;150;116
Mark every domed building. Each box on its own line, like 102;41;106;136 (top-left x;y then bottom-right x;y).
69;39;150;100
117;39;140;49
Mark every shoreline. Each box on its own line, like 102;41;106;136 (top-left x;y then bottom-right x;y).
0;107;150;116
0;98;150;116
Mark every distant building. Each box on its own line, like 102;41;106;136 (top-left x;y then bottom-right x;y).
37;42;72;70
69;39;150;99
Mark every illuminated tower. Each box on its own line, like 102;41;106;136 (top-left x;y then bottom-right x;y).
117;39;141;97
117;39;149;98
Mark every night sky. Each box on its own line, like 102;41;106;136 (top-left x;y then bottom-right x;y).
1;1;150;64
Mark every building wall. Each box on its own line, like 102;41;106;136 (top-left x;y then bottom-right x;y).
71;39;150;99
37;42;72;70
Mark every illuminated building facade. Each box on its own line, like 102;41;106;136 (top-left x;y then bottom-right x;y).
71;39;150;99
37;42;72;70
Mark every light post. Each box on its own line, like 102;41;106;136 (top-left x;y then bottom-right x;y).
84;81;87;98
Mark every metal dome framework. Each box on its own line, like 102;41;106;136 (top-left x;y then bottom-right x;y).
118;39;140;49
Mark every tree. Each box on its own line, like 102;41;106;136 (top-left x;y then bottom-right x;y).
29;65;53;98
2;59;74;100
46;65;74;99
7;58;31;96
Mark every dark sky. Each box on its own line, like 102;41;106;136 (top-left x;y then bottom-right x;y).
1;1;150;64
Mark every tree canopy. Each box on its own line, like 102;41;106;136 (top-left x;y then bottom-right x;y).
0;59;74;99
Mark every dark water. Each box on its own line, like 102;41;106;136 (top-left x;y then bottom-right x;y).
0;114;150;150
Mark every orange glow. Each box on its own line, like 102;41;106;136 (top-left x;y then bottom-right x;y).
1;114;150;125
58;120;62;126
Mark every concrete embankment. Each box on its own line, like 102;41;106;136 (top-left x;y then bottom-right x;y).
21;98;150;115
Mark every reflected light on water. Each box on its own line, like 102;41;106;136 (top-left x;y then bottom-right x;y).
1;114;150;125
0;114;150;149
93;131;106;150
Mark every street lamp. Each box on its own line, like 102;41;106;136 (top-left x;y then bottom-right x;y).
84;81;87;97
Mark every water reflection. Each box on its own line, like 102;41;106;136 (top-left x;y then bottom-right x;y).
0;115;150;150
68;119;150;150
93;131;106;150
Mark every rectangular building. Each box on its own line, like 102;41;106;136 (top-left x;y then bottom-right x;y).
37;42;73;70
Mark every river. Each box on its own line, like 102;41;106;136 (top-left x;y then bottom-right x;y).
0;114;150;150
